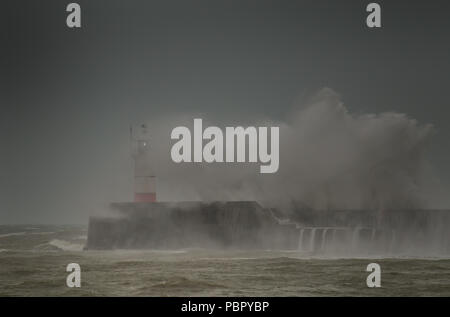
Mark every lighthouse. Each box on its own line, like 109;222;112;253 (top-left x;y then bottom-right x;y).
131;124;156;202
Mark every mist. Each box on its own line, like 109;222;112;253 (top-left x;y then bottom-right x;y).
141;88;445;213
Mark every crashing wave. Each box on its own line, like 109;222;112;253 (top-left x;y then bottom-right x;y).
49;239;84;251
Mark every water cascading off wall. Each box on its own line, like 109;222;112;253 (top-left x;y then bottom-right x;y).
296;226;398;255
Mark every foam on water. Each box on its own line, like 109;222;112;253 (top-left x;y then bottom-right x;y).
0;232;27;238
48;239;84;251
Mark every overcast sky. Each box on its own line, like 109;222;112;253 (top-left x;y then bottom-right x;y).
2;0;450;223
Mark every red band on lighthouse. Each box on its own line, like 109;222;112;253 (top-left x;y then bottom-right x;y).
134;175;156;202
134;193;156;202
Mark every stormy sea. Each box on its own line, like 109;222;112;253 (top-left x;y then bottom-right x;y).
0;225;449;297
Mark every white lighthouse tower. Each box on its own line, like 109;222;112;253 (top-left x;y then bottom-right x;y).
130;124;156;202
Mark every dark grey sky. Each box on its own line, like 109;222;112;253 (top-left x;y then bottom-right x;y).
2;0;450;223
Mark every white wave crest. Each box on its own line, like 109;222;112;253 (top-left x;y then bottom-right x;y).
49;239;84;251
0;232;26;238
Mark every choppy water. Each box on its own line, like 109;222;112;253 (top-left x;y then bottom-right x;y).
0;225;449;296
